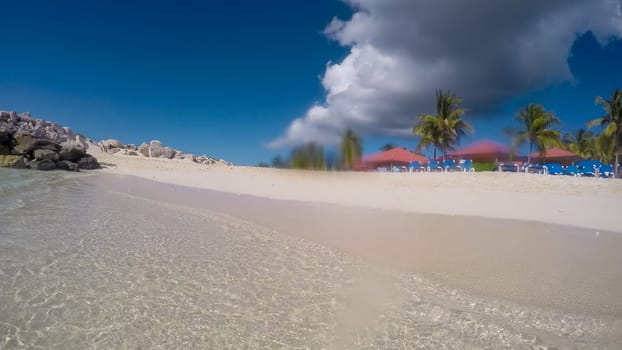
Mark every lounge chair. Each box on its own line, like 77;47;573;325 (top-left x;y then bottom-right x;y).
409;161;424;173
499;162;520;172
458;159;475;172
543;163;564;175
575;160;603;177
427;161;441;172
525;164;547;174
564;165;578;176
442;159;456;172
600;164;613;178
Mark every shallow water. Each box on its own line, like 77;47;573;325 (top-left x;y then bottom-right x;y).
0;170;620;349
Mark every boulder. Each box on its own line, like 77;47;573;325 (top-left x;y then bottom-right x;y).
0;130;10;143
100;139;123;150
13;133;37;154
163;146;176;159
56;160;79;171
125;144;137;151
149;140;164;158
33;149;60;161
59;140;86;161
138;142;150;157
0;155;26;168
78;155;100;170
28;159;56;170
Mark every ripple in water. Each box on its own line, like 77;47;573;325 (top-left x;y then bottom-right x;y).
0;175;619;349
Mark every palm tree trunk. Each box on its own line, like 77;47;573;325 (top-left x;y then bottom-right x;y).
433;147;437;160
615;152;620;178
527;142;533;164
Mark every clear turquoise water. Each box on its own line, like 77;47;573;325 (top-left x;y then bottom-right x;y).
0;171;619;349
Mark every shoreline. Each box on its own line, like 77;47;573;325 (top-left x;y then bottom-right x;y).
90;172;622;317
92;151;622;233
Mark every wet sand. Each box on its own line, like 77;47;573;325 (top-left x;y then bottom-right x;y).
2;171;621;348
98;174;622;318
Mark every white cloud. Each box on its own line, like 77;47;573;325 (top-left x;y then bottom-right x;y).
269;0;622;148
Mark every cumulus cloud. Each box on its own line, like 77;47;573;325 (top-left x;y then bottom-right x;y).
269;0;622;148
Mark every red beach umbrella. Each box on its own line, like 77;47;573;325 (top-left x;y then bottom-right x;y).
529;147;581;165
362;147;427;168
448;140;511;163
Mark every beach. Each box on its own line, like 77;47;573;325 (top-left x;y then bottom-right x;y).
1;153;622;349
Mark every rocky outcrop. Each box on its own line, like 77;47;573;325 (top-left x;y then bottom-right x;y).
0;111;100;171
99;138;232;166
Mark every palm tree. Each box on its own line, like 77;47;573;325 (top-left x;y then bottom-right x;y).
340;129;362;169
563;128;595;159
588;89;622;177
413;89;473;160
593;133;615;164
508;104;563;164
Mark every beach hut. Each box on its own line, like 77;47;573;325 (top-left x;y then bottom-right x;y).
362;147;427;171
529;147;581;166
447;140;511;163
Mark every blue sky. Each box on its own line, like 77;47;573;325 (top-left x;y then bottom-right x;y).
1;0;621;164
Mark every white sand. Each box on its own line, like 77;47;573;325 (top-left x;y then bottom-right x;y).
92;150;622;233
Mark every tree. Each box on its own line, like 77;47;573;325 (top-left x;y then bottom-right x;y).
508;104;563;164
413;89;473;160
588;89;622;177
340;129;362;169
290;143;325;170
563;128;595;159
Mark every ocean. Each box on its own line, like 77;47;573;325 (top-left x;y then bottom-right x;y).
0;169;619;349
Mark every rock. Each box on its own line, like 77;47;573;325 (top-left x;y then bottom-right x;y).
181;153;196;162
13;133;37;154
115;149;138;156
149;140;164;158
125;144;137;151
138;142;150;157
33;149;60;161
59;140;86;161
163;146;176;159
100;139;123;150
56;160;79;171
0;144;10;155
28;159;56;171
78;155;100;170
0;130;10;143
0;155;26;168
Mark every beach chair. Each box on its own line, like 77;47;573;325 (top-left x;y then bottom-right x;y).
427;160;441;172
499;162;520;172
525;164;546;174
564;165;578;176
409;161;423;173
460;159;475;172
600;164;613;178
575;160;602;177
543;163;564;175
441;159;456;172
